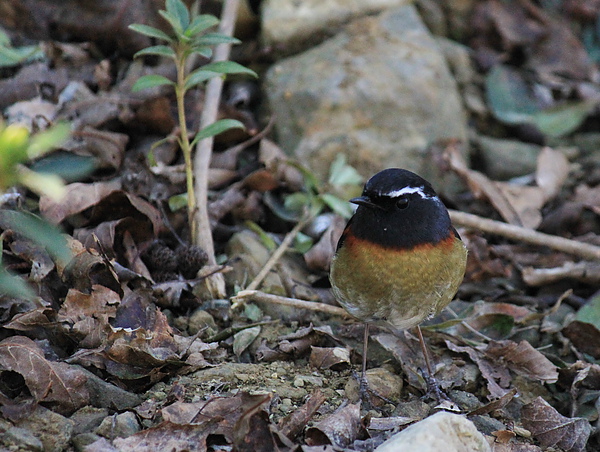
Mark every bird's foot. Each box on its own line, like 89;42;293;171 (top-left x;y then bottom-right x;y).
418;368;459;411
351;369;394;409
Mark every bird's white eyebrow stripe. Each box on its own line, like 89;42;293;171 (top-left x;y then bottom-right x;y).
383;186;432;199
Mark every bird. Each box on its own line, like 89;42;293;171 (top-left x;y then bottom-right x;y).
329;168;468;399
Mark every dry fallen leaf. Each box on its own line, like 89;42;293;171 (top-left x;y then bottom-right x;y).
145;392;275;452
521;396;591;452
278;389;326;440
305;401;364;448
309;346;351;370
39;179;122;224
574;184;600;214
484;340;559;383
445;341;512;399
57;285;120;348
447;145;569;228
304;214;346;272
468;387;518;416
0;335;89;415
562;321;600;359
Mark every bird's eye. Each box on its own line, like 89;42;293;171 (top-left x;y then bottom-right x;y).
396;197;409;209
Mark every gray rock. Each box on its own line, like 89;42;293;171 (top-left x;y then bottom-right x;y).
76;365;143;410
71;433;103;452
14;405;74;452
188;307;217;336
417;0;479;42
2;426;44;451
475;135;541;180
261;0;411;54
95;411;140;439
375;411;491;452
265;5;468;193
225;230;313;321
71;406;110;435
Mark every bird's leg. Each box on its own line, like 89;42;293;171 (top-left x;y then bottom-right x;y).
352;324;395;408
357;323;370;399
416;325;451;403
361;324;369;383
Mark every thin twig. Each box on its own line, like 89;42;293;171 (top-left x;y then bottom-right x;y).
449;210;600;261
245;216;310;291
231;289;351;318
192;0;240;298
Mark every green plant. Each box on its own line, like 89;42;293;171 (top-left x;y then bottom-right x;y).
241;156;363;292
283;154;364;222
0;120;71;300
129;0;257;242
0;29;44;68
0;120;70;199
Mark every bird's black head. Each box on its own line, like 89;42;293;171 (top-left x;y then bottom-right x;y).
348;168;453;249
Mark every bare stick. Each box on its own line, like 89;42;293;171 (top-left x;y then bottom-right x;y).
231;289;351;318
522;262;600;286
193;0;240;298
245;216;309;291
449;210;600;261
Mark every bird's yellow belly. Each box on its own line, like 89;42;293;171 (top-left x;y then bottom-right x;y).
330;234;467;331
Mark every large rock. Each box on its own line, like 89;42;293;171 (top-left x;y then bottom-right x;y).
14;405;75;452
375;411;491;452
261;0;411;53
265;5;468;192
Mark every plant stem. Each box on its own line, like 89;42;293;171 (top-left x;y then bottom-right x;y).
192;0;240;297
175;45;197;242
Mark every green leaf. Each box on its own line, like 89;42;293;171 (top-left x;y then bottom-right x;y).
0;29;9;46
168;192;188;212
293;231;313;254
233;326;261;357
245;221;276;251
131;74;175;92
18;167;65;201
320;193;354;218
30;152;96;183
284;192;324;218
133;45;176;59
201;61;257;78
128;24;173;42
0;267;35;300
576;293;600;330
485;64;591;137
189;46;213;59
184;68;219;90
263;192;303;222
285;161;321;193
27;122;70;159
191;119;245;146
186;15;219;37
477;314;515;340
195;33;241;46
159;10;184;36
166;0;190;30
0;44;43;68
485;64;539;125
328;154;363;187
0;210;70;265
531;101;594;138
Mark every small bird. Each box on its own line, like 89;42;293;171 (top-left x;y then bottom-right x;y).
330;168;467;397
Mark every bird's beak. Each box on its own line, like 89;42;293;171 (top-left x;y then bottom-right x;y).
350;196;383;210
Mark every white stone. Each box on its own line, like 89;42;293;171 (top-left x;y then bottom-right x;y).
375;412;491;452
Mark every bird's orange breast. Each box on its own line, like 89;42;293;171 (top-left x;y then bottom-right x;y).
330;231;467;331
